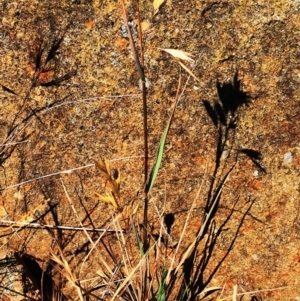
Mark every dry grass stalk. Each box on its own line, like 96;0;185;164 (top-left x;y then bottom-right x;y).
51;247;84;301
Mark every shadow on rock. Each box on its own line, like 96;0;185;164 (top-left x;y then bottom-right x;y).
166;72;264;301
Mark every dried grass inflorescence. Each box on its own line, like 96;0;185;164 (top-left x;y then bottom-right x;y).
93;157;121;211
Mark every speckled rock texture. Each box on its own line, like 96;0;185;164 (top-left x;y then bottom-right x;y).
0;0;299;300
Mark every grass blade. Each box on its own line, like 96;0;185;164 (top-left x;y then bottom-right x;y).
144;122;168;194
145;75;181;194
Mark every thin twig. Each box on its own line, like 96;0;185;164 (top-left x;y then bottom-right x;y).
1;164;94;190
0;140;30;147
0;220;125;233
44;94;140;112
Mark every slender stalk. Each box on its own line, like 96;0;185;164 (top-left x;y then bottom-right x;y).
135;0;145;68
119;3;149;299
120;0;148;186
119;0;149;256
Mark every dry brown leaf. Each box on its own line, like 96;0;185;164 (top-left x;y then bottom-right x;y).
153;0;165;10
160;48;195;62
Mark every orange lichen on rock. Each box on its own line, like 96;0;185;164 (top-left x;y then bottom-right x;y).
114;37;129;50
247;179;262;190
85;20;95;29
37;70;55;83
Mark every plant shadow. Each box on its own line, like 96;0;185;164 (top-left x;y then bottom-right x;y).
166;72;266;301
